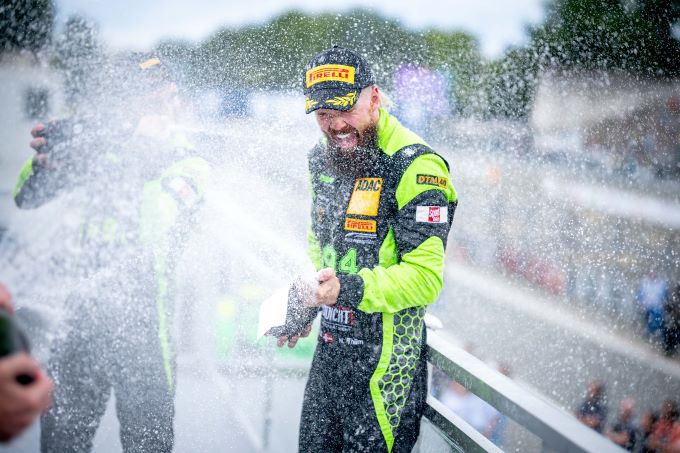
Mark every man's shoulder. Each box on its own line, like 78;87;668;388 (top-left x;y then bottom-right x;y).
306;142;326;171
386;143;448;178
377;110;429;157
307;141;325;159
377;111;449;174
388;144;457;208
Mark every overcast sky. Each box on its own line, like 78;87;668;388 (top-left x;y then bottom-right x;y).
56;0;546;58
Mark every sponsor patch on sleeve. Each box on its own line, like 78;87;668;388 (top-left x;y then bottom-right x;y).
164;176;200;208
415;206;448;224
416;174;448;188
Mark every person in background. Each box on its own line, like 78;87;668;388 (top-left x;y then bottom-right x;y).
605;397;637;451
646;400;678;452
663;283;680;355
14;56;210;453
575;380;608;433
636;271;668;341
0;282;53;443
637;409;658;453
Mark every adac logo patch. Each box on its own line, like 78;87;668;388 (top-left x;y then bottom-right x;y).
344;218;377;233
306;64;355;88
347;177;382;216
415;206;448;224
417;174;448;188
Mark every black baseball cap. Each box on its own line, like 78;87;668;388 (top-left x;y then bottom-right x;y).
135;56;173;88
302;46;375;114
113;54;175;96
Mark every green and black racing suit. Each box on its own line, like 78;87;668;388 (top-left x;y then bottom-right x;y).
13;132;209;453
299;108;458;452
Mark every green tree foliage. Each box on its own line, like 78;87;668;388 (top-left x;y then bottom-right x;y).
182;9;480;113
531;0;680;76
152;3;680;119
422;30;483;115
486;0;680;117
0;0;54;53
53;15;104;107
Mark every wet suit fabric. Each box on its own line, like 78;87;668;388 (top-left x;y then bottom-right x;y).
13;137;209;453
300;108;458;452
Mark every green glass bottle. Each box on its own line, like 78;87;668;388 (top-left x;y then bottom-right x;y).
0;308;33;384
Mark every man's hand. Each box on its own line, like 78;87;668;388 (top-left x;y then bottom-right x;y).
306;268;340;308
275;268;340;348
29;123;51;168
0;353;53;442
277;323;312;348
0;282;13;314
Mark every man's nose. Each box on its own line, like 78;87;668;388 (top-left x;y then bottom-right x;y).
329;116;346;131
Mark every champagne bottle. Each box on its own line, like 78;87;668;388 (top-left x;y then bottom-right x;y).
0;308;34;385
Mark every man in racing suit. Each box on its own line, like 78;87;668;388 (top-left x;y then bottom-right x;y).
13;57;210;453
284;47;458;452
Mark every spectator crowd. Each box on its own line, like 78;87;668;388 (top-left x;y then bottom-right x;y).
576;379;680;452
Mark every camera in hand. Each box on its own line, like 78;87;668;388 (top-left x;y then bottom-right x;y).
38;118;87;162
0;308;35;385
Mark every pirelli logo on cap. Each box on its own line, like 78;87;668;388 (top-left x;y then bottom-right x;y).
347;177;382;217
306;64;355;88
417;174;448;189
344;218;377;233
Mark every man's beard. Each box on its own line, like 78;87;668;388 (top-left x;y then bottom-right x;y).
324;124;377;176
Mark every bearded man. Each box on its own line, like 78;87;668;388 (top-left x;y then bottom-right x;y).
278;46;458;453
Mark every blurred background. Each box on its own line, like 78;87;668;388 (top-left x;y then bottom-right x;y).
0;0;679;451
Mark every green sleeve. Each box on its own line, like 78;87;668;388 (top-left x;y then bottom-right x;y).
340;153;457;313
13;158;62;208
13;159;34;200
306;166;322;270
355;236;446;313
139;157;210;391
307;225;322;271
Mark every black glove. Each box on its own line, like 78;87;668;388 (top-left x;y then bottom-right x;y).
266;280;318;338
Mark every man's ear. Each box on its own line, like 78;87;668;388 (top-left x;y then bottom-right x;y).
370;86;381;111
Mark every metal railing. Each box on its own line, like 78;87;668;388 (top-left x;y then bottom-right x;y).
221;325;626;452
423;329;624;452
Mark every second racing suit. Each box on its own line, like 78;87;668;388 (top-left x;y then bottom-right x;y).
13;130;209;453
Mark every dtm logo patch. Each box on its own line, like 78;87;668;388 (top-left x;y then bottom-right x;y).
347;177;382;216
417;174;448;188
164;176;200;208
416;206;448;224
344;218;376;233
